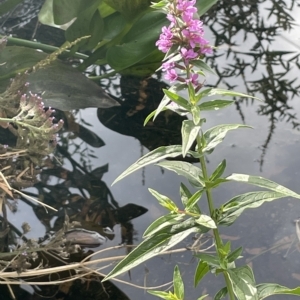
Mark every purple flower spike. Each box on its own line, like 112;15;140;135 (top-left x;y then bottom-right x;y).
156;0;212;86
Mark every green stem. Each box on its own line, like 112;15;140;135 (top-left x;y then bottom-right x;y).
197;136;235;300
0;35;89;60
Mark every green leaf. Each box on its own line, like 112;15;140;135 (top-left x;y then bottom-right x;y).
153;94;172;121
65;3;104;50
257;283;300;299
196;0;218;16
151;1;169;10
195;215;217;229
148;290;176;300
198;88;261;101
219;191;288;226
144;109;156;126
227;247;243;263
174;266;184;300
157;160;204;188
196;253;220;268
180;183;192;204
163;89;191;110
143;213;185;238
227;266;258;300
194;260;209;287
181;120;201;157
226;173;300;199
102;11;126;40
191;104;201;125
199;100;234;111
112;145;184;185
103;221;206;281
39;0;57;27
148;188;178;212
106;11;168;72
214;287;228;300
206;178;228;189
186;190;203;211
210;160;226;181
191;59;216;75
52;0;90;25
103;0;149;21
203;124;252;153
0;46;119;110
180;183;201;214
198;295;209;300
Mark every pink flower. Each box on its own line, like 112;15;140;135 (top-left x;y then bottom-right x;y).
164;69;178;82
177;0;197;15
162;61;175;71
186;73;199;86
167;14;176;26
155;26;174;53
181;47;198;60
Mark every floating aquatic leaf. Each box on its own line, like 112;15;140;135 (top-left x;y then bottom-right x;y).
0;46;119;110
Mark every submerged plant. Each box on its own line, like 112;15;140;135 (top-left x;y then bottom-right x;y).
103;1;300;299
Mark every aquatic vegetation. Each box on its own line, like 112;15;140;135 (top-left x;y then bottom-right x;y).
103;1;300;299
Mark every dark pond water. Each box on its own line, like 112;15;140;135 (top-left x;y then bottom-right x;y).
1;1;300;299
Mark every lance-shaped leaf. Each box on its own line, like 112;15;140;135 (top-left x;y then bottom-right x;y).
112;145;185;185
174;266;184;300
147;290;176;300
180;183;192;204
149;87;178;126
219;191;288;226
186;189;203;211
198;295;209;300
191;104;201;125
227;266;258;300
257;283;300;299
196;253;220;268
190;59;216;75
153;84;187;121
103;220;207;281
194;260;209;287
214;287;228;300
199;100;234;111
195;214;217;229
182;120;201;157
163;89;191;110
226;173;300;199
227;247;243;263
157;160;204;188
180;183;201;214
143;213;185;238
149;188;178;212
210;159;226;181
197;88;261;101
203;124;252;153
144;106;168;126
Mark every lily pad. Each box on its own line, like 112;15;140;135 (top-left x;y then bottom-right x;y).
0;46;119;110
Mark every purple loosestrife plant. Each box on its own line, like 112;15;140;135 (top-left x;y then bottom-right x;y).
104;1;300;299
